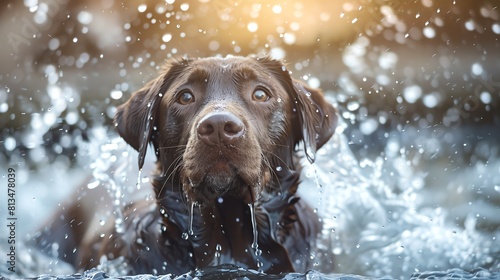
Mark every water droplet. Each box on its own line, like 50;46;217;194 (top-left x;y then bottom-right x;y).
136;169;142;189
255;248;262;256
180;3;189;11
471;62;483;76
87;180;100;189
138;4;147;13
162;33;172;43
347;101;360;111
272;5;282;14
403;85;422;104
423;26;436;38
110;90;123;100
247;22;258;32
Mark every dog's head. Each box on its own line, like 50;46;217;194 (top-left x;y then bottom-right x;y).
114;56;337;205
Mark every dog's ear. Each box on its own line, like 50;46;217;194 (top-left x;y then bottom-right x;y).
114;76;164;170
254;56;337;163
292;79;337;163
114;59;188;169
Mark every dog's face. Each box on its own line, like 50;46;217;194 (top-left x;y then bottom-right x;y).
115;56;337;205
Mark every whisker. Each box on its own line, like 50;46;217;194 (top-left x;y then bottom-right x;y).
157;154;184;198
156;188;182;204
161;151;185;178
271;143;291;148
157;144;187;151
261;148;292;172
261;152;282;193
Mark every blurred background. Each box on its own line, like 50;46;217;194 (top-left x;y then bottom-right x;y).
0;0;499;278
1;0;499;167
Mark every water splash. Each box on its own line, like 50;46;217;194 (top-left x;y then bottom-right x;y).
84;135;131;235
8;121;499;279
299;118;500;278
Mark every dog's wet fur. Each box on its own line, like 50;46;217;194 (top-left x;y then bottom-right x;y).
35;56;337;275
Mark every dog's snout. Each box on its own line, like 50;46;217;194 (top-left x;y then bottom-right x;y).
197;112;245;145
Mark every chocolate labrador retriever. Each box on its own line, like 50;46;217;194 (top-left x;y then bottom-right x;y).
35;55;337;275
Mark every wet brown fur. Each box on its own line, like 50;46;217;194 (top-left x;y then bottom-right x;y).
35;56;337;275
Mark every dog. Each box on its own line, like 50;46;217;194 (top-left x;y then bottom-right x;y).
34;55;337;275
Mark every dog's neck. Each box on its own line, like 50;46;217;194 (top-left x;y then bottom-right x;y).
151;168;301;272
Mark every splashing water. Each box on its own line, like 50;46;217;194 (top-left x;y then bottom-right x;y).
2;118;498;279
298;118;500;278
85;133;132;235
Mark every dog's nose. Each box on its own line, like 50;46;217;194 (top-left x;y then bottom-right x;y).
197;112;245;145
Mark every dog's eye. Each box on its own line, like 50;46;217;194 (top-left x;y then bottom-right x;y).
252;89;270;102
177;91;195;105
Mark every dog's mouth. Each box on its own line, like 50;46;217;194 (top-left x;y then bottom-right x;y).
209;159;234;176
182;154;262;205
